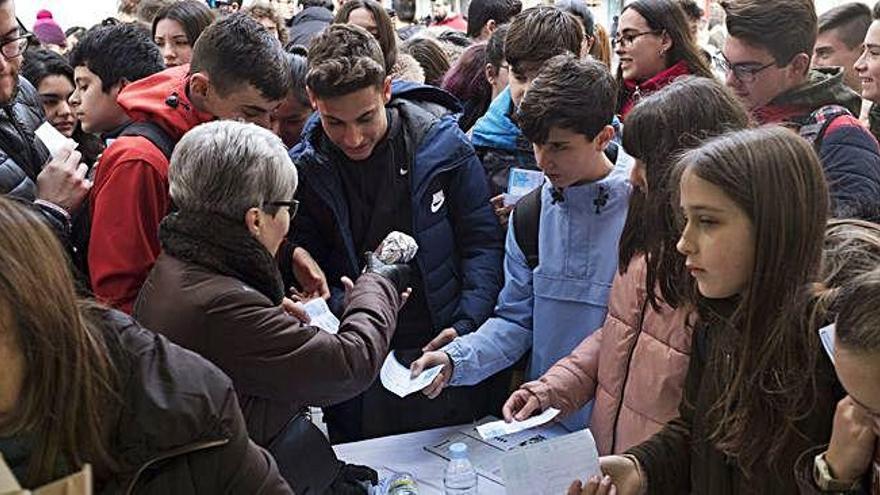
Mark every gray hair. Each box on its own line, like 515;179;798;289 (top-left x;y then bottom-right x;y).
169;121;298;218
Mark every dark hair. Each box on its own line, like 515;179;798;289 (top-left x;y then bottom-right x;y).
442;42;491;131
466;0;521;38
818;2;871;50
393;0;416;23
152;0;216;48
402;36;450;86
300;0;334;11
69;23;164;92
244;0;290;45
191;13;291;100
874;1;880;20
554;0;594;37
620;76;750;310
618;0;713;97
676;126;829;477
23;50;104;166
836;266;880;352
486;22;507;68
0;197;120;487
138;0;176;25
307;24;386;98
65;26;86;38
516;54;615;144
676;0;704;21
286;45;310;107
22;49;73;89
722;0;817;66
505;6;583;76
334;0;398;73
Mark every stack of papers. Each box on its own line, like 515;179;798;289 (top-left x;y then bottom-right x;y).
380;351;443;398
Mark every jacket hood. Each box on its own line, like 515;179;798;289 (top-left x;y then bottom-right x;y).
762;67;862;120
117;64;214;141
470;87;523;152
296;80;462;166
390;53;426;84
290;6;333;25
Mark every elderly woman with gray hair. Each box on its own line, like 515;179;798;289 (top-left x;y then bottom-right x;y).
134;121;409;493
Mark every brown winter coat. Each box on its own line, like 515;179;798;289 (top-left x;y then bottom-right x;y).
520;256;692;454
133;253;400;446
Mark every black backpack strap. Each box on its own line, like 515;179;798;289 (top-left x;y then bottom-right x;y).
797;104;852;151
513;185;542;270
119;121;176;160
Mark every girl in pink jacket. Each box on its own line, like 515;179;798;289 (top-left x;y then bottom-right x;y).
503;77;752;455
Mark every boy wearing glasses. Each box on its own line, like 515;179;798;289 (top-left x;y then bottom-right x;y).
0;0;90;246
722;0;880;221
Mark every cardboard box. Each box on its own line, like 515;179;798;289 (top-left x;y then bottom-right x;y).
0;454;91;495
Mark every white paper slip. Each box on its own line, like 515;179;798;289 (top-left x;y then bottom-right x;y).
819;323;836;363
303;298;340;334
476;408;560;440
504;168;545;206
501;429;601;495
380;351;442;398
35;121;78;159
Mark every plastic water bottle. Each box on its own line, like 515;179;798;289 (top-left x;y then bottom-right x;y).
443;442;478;494
384;472;419;494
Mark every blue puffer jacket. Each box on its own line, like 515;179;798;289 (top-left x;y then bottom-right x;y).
289;81;504;335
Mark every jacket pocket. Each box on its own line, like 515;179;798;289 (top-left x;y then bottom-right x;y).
533;273;612;307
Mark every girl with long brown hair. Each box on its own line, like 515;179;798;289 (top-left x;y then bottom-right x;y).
0;197;288;493
571;126;840;494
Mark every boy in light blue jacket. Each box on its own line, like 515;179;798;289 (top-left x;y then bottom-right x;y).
411;54;633;430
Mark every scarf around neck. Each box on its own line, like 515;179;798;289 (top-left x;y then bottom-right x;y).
159;210;285;305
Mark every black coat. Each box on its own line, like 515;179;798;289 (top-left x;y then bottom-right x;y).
97;309;292;494
0;77;69;240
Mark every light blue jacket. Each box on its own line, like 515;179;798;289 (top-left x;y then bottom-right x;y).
443;151;633;429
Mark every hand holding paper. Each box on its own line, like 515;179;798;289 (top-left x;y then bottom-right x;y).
381;351;442;398
477;408;561;440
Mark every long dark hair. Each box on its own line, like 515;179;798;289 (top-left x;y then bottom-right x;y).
620;76;750;310
0;197;120;487
442;42;491;131
335;0;398;73
675;126;829;476
617;0;713;108
152;0;216;47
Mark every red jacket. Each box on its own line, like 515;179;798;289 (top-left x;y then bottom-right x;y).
89;65;213;313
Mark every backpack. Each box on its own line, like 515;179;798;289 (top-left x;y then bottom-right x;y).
118;121;177;160
513;186;542;270
796;104;852;151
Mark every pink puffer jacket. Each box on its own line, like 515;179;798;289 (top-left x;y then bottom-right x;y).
520;256;693;455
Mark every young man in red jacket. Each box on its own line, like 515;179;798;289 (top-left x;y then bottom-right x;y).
84;14;291;313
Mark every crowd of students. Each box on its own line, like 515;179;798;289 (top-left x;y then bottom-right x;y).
5;0;880;493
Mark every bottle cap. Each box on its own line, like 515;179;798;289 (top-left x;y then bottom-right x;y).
449;442;468;459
